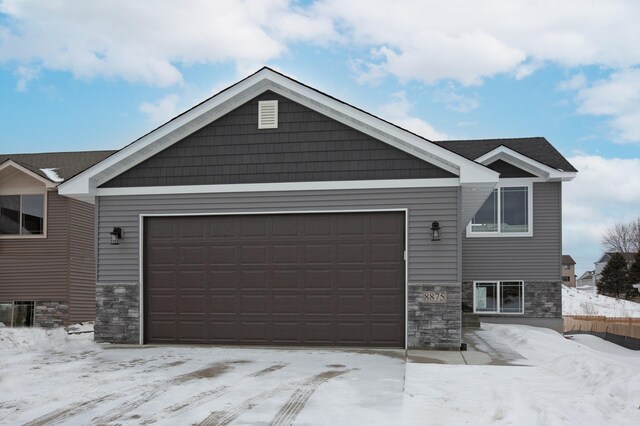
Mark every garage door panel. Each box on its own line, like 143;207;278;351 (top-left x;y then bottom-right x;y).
337;270;366;289
144;212;405;347
210;245;236;265
209;295;236;314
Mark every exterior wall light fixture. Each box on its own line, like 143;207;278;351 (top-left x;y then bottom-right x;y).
431;221;441;241
110;227;123;245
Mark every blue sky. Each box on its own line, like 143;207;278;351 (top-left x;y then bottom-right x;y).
1;0;639;274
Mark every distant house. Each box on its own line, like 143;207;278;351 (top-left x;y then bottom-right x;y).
562;255;576;287
0;151;114;327
576;270;595;289
594;252;637;286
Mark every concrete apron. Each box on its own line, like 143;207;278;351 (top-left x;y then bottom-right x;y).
406;328;529;366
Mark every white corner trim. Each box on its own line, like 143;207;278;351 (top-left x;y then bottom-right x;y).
475;146;576;182
59;68;499;199
97;178;460;197
0;160;57;188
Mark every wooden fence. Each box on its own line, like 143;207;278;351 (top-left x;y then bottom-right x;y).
564;316;640;340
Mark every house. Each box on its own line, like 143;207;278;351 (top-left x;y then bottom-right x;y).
594;252;637;286
0;151;115;327
562;255;576;287
577;270;595;289
58;68;576;349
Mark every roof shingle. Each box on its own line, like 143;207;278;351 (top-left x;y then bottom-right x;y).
0;151;116;182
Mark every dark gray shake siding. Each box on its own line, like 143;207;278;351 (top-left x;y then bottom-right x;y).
95;186;461;348
461;182;562;318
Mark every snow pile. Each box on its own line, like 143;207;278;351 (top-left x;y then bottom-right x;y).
0;325;95;354
562;285;640;317
39;168;64;182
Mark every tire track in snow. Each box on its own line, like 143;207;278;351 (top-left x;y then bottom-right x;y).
141;363;289;424
89;361;242;424
269;369;351;426
23;394;120;426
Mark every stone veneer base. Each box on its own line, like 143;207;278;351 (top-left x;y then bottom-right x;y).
407;283;461;349
462;281;562;318
95;282;140;343
34;301;68;328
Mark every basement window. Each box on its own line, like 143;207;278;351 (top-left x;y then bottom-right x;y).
0;301;35;327
474;281;524;314
258;100;278;129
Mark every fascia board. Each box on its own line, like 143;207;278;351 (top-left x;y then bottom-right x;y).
0;160;57;188
476;146;576;181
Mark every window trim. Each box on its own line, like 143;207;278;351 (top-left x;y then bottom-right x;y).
0;192;48;239
466;180;533;238
473;280;525;315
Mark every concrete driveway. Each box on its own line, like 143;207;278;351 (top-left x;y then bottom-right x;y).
1;343;406;425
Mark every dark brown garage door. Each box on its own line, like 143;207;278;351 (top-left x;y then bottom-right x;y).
144;212;405;347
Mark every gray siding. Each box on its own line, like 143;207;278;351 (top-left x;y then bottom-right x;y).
96;187;459;284
68;199;97;322
101;91;454;188
461;182;562;281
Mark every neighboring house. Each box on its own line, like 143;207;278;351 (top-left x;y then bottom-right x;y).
577;270;595;289
562;255;576;287
594;252;637;286
0;151;114;327
59;68;576;349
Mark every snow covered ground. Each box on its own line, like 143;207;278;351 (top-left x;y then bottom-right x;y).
1;324;640;425
562;285;640;317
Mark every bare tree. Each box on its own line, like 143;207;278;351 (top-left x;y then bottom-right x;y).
602;218;640;253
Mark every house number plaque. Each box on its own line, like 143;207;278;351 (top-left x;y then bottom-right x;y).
423;292;447;303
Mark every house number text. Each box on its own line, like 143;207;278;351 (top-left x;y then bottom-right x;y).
423;292;447;303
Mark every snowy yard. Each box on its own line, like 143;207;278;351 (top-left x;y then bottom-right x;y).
563;285;640;317
1;324;640;425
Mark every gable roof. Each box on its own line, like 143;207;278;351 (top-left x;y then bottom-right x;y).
562;255;576;265
432;137;577;173
597;252;637;264
59;67;501;203
0;151;116;183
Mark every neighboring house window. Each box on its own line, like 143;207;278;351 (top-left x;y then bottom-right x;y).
0;194;45;236
0;301;35;327
469;184;532;236
563;265;571;270
474;281;524;314
562;276;570;282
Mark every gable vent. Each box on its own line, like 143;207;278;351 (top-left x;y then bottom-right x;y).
258;100;278;129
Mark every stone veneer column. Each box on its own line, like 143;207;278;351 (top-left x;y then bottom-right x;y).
407;283;461;349
95;282;140;343
34;301;69;328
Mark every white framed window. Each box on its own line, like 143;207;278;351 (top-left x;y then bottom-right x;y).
473;281;524;314
468;182;532;237
0;301;35;327
0;194;46;238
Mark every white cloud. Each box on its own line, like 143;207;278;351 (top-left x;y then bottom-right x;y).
13;65;38;91
317;0;640;85
0;0;336;87
563;155;640;273
378;91;447;140
139;94;182;124
433;83;480;113
572;68;640;143
557;73;587;91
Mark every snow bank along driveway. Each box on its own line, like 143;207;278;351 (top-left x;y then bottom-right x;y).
2;324;640;425
0;329;405;425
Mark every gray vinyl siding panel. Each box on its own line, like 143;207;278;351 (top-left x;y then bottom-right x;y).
461;182;562;281
101;91;454;188
0;192;69;301
68;199;97;322
96;187;459;283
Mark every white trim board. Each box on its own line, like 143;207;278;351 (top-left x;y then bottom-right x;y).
476;146;576;182
137;208;410;348
97;178;460;197
59;68;499;203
